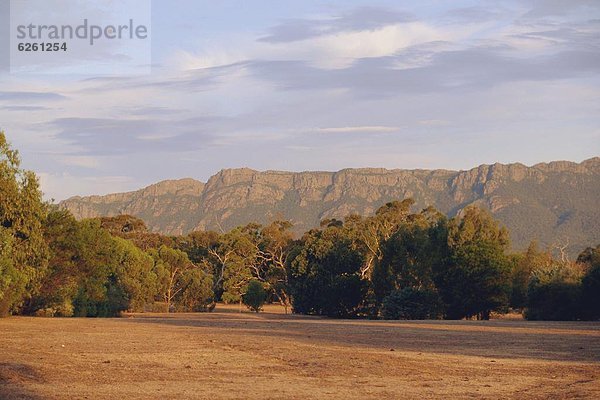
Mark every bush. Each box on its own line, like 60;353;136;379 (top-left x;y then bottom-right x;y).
525;259;584;321
382;287;444;320
525;281;582;321
34;300;74;317
175;268;214;312
72;277;129;317
288;228;367;318
243;280;267;312
581;264;600;320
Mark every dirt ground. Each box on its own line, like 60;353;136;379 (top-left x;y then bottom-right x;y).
1;305;599;399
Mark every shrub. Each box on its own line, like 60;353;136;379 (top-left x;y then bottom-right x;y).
525;281;582;320
175;268;214;312
72;277;129;317
243;280;267;313
382;287;444;320
288;227;367;317
34;300;74;317
581;264;600;320
525;260;584;321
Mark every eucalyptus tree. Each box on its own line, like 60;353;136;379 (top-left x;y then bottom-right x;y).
0;132;48;316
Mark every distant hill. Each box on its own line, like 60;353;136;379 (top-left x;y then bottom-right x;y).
59;157;600;256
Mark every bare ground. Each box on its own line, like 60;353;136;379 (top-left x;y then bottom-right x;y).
1;305;599;399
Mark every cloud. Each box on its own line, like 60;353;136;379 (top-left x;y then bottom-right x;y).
259;7;414;43
175;7;454;70
127;106;188;116
523;0;600;18
78;62;240;93
58;155;99;169
442;6;508;23
511;23;600;51
48;116;218;155
4;3;600;202
316;126;399;133
0;91;66;101
0;105;53;111
246;46;600;97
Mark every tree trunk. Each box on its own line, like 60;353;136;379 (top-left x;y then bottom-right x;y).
166;288;171;313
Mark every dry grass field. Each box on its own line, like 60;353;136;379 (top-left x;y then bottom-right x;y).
1;305;599;399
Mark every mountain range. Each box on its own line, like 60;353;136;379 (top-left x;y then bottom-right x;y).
59;157;600;257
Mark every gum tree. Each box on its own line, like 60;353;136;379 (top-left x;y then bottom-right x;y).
0;132;48;316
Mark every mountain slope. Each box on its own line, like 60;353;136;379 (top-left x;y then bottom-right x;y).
59;158;600;256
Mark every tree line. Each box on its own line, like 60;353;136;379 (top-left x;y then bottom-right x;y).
1;132;599;319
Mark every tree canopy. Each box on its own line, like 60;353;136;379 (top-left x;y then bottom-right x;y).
1;132;597;321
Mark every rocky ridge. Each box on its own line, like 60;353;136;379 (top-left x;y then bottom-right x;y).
59;157;600;255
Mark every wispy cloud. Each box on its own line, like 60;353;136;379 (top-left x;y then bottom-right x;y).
48;117;218;155
0;91;66;101
0;105;53;111
317;126;399;133
246;47;600;96
259;7;414;43
59;155;100;169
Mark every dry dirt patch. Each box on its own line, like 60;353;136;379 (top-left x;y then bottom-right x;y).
1;308;599;399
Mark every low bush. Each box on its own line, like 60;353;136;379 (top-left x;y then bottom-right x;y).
382;287;444;320
525;281;582;320
243;280;267;313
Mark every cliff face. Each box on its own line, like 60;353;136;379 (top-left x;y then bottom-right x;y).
59;157;600;255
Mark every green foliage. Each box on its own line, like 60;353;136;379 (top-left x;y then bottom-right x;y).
0;132;48;316
69;219;125;317
435;207;511;320
176;230;220;264
218;226;259;303
33;210;161;317
0;128;595;322
259;221;294;304
28;209;81;315
373;208;448;309
112;237;157;312
509;241;553;310
98;215;175;250
175;267;214;312
170;220;295;312
34;299;74;317
243;280;267;312
72;275;129;318
152;245;189;311
581;262;600;320
152;245;212;312
0;228;21;314
288;224;367;317
447;206;510;250
382;287;444;320
524;254;584;321
577;244;599;320
525;281;582;321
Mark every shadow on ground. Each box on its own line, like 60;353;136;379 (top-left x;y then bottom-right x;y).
0;362;44;400
122;312;600;363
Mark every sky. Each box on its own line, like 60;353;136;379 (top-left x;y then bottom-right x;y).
1;0;599;201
